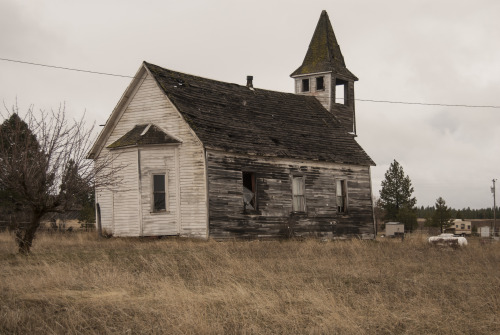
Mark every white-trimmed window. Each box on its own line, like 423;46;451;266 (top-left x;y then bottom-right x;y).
292;176;306;212
152;173;167;212
336;179;347;214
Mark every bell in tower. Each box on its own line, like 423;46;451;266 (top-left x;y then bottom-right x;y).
291;10;358;135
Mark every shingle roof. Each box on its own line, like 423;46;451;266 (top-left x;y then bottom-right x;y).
145;62;374;166
290;10;358;81
107;124;180;149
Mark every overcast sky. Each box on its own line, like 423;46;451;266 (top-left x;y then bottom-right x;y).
1;0;499;209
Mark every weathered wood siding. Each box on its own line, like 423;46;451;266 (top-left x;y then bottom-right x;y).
294;73;356;134
139;146;180;236
207;150;374;239
294;73;332;111
112;148;140;236
95;71;207;237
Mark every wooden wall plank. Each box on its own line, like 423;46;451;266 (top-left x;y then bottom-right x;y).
206;150;374;240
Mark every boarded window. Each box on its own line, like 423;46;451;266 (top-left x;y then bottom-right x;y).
336;179;347;213
316;77;324;91
301;79;310;92
292;176;306;212
242;172;256;210
152;174;166;212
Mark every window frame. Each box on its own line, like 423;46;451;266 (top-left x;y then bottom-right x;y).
301;78;310;92
242;171;257;212
292;175;306;213
316;76;325;91
334;78;348;105
336;179;348;214
151;172;168;213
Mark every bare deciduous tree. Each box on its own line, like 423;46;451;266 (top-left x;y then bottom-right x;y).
0;104;116;254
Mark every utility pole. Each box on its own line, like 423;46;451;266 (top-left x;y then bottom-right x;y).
492;179;497;238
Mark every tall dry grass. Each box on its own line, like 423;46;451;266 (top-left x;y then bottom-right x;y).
0;232;498;334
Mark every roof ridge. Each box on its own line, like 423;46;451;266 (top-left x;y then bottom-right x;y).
144;61;328;99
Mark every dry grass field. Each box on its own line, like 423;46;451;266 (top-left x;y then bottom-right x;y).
0;232;499;334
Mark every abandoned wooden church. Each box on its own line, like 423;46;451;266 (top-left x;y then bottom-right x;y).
88;10;376;239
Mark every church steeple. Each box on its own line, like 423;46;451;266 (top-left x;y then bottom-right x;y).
291;10;357;81
291;10;358;134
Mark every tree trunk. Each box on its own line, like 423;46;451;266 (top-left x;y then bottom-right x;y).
16;214;42;254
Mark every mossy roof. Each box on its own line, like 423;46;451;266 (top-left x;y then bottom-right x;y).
145;62;374;166
291;10;358;81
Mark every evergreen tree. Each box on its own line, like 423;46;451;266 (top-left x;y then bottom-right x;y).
432;197;453;233
0;113;41;229
0;106;116;253
379;160;417;232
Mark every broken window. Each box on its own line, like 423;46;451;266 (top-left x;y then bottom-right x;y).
292;176;306;212
242;172;256;210
336;179;347;213
152;174;167;212
335;78;347;104
316;77;324;91
301;78;310;92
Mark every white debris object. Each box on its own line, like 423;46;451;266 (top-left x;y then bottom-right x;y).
428;234;468;247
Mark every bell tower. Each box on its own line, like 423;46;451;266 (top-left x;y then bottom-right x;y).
291;10;358;134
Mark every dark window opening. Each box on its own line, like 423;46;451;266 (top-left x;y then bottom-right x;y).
243;172;257;210
335;78;348;104
316;77;324;91
292;176;306;212
301;79;310;92
336;179;347;213
153;174;166;212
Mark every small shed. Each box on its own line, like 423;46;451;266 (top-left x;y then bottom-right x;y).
385;222;405;237
479;226;490;238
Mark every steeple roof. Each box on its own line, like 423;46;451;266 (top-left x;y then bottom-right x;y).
291;10;358;81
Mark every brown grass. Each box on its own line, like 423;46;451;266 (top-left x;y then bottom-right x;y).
0;232;499;334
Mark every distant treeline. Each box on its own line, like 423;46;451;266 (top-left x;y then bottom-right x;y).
417;206;499;220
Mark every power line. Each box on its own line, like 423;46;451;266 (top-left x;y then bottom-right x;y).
356;98;500;109
1;57;500;109
0;57;134;79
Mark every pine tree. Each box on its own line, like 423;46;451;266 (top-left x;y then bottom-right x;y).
432;197;452;233
379;160;417;232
